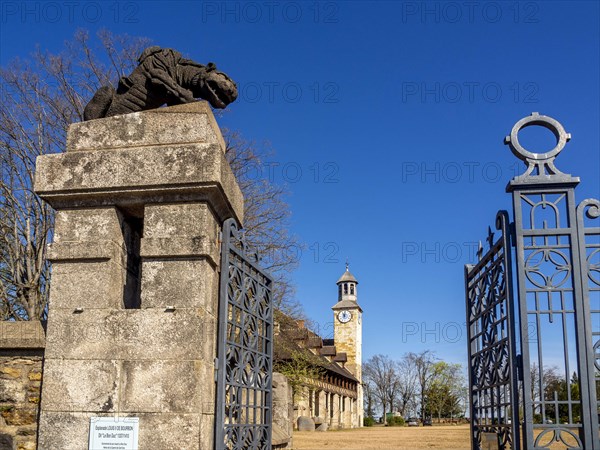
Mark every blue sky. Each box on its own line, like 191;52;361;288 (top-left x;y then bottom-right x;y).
1;1;599;367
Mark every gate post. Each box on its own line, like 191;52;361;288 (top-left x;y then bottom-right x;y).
34;102;243;449
505;113;599;449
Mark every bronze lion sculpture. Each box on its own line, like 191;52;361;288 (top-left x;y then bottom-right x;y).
83;46;238;121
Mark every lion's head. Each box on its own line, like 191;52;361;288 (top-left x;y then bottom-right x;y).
191;63;238;109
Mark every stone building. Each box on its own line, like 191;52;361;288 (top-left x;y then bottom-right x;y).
274;265;363;431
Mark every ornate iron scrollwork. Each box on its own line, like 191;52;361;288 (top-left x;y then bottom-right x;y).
215;218;273;450
465;211;520;450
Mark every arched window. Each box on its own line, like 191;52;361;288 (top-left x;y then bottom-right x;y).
350;284;355;295
344;283;348;294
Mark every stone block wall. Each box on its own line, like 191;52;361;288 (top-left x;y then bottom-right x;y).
0;321;46;450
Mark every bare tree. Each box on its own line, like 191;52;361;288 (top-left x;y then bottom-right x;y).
223;130;302;317
363;379;376;419
363;354;399;424
528;363;564;421
406;350;438;421
0;30;150;320
396;354;419;417
1;30;301;320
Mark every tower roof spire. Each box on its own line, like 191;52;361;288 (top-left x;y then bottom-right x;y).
336;265;358;284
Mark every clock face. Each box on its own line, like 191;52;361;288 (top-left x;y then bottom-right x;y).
338;310;352;323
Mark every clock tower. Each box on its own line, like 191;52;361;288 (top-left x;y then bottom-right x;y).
332;264;363;426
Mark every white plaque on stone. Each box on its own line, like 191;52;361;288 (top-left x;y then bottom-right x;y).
89;417;139;450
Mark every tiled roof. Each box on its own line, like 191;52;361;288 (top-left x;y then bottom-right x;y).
274;310;358;383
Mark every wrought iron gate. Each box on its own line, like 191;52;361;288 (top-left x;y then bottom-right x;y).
465;211;521;450
465;113;600;450
215;218;273;450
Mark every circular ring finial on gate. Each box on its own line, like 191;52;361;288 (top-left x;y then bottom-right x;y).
504;112;571;177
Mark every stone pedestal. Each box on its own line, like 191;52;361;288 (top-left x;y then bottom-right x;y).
34;102;243;450
271;372;293;448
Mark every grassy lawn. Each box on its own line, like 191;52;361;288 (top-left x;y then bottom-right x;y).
293;424;471;450
293;425;583;449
